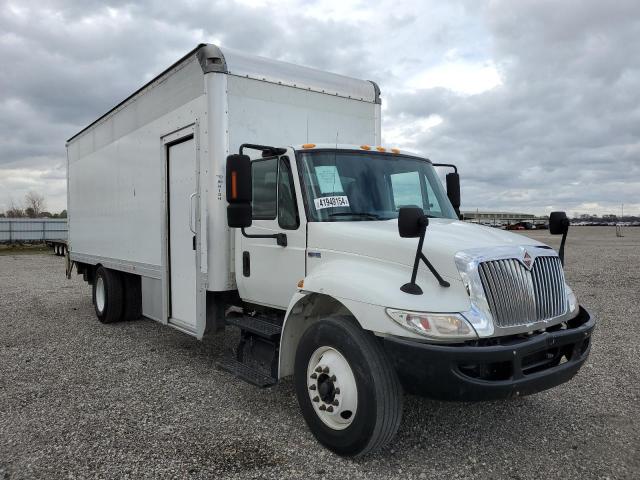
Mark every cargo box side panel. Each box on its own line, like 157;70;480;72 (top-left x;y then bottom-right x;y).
67;57;206;272
68;96;205;270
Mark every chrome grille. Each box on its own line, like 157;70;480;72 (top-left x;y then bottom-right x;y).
478;256;567;328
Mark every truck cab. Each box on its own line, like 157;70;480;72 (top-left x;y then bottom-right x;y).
223;142;594;456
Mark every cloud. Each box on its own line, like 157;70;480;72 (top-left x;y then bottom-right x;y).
0;0;637;215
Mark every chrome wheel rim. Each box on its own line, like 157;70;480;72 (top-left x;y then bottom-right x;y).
307;346;358;430
95;277;106;313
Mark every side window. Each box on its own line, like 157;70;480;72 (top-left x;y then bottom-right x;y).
278;158;299;229
252;158;277;220
390;171;423;209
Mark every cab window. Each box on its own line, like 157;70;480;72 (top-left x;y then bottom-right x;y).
251;156;299;229
252;158;277;220
278;158;299;229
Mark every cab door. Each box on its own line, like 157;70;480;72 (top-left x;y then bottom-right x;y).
237;155;306;309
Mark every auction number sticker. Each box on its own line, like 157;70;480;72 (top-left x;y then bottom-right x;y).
314;196;350;210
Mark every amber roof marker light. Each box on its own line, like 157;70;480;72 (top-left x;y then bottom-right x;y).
391;148;401;154
376;146;386;152
302;143;316;149
360;145;371;150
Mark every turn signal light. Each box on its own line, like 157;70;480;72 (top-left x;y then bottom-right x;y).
231;171;238;199
302;143;316;149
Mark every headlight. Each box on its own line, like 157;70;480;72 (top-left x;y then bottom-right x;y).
566;284;578;314
385;309;478;341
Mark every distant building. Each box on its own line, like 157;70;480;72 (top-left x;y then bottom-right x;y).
461;211;538;225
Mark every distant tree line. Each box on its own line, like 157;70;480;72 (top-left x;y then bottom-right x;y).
0;192;67;218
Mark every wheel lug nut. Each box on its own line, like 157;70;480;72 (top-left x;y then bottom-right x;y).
332;400;339;406
334;388;340;395
323;367;330;374
310;373;317;379
327;406;334;413
319;404;326;411
309;384;316;390
330;375;336;382
315;366;323;373
312;396;319;402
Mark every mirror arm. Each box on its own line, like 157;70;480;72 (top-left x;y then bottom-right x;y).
241;228;287;247
239;143;287;157
419;252;451;288
432;163;458;173
558;229;568;266
401;224;450;295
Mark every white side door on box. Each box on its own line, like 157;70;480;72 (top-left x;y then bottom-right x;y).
167;134;199;330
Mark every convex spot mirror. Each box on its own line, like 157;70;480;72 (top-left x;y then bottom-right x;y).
549;211;569;235
226;154;252;228
398;206;428;238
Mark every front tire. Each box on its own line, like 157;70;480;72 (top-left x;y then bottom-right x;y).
294;317;403;457
92;266;124;324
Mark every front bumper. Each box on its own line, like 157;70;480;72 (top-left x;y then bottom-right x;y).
382;306;595;401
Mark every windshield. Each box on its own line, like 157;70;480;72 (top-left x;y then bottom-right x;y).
297;150;458;221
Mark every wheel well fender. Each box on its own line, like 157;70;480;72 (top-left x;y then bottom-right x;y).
278;292;358;378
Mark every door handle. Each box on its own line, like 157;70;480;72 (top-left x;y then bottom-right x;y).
189;192;197;234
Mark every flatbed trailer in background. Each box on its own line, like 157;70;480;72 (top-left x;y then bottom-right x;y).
45;240;67;256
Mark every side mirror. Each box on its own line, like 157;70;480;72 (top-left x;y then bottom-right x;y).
398;206;449;293
226;154;252;228
446;172;461;214
549;211;569;235
549;211;570;266
227;203;252;229
398;206;427;238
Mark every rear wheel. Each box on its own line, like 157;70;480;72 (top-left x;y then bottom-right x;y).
294;316;403;457
92;266;124;324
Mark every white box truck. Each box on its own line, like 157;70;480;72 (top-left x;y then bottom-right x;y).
66;44;595;456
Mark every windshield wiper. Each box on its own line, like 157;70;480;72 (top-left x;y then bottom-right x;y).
328;212;381;219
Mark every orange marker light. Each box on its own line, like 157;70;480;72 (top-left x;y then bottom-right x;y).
297;279;304;288
231;171;238;200
391;148;401;154
302;143;316;149
376;146;386;152
360;145;371;150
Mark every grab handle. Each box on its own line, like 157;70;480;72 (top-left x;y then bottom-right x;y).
189;192;197;234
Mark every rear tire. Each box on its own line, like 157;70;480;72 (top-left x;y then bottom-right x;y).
294;316;403;457
92;266;124;324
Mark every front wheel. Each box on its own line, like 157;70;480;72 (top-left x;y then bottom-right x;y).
294;317;403;457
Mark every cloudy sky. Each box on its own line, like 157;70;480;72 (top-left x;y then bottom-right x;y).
1;0;638;216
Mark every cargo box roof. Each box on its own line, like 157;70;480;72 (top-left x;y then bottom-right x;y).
67;43;380;143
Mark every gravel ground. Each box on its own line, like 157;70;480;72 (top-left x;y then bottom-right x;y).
1;226;638;479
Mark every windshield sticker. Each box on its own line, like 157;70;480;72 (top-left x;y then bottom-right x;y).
314;166;344;194
314;196;350;210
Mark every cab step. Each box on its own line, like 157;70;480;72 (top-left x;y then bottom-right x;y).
216;314;282;387
225;315;282;340
217;355;277;388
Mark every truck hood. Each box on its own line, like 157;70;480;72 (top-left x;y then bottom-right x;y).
307;218;548;279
